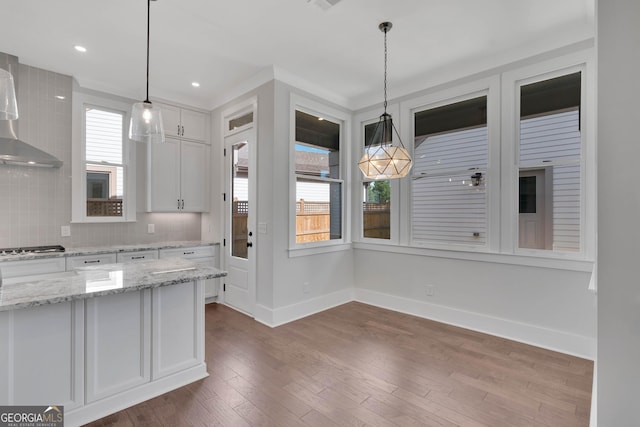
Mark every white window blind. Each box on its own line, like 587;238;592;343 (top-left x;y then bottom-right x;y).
85;107;124;198
86;108;123;164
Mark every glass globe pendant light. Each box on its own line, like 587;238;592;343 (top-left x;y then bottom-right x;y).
358;22;412;180
129;0;165;143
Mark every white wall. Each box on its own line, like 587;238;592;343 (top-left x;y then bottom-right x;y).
597;0;640;424
354;249;595;358
269;81;354;318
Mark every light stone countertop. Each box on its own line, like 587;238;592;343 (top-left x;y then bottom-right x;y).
0;241;219;262
0;257;227;312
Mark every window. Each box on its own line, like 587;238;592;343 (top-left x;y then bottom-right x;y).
411;96;489;246
517;72;582;252
294;109;343;244
363;121;391;239
228;111;253;133
85;108;125;217
356;53;592;265
72;93;134;222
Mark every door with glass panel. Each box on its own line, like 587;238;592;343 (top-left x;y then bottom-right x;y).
224;129;256;315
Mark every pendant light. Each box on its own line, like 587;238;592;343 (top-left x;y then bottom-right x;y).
0;68;18;120
129;0;165;143
358;22;412;180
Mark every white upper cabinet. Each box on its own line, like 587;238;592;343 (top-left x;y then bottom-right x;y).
146;138;209;212
144;102;210;213
158;103;208;143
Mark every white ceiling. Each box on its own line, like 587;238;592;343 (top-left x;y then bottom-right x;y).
0;0;594;111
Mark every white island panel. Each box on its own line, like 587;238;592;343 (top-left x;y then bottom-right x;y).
85;289;151;403
0;301;84;410
152;281;203;379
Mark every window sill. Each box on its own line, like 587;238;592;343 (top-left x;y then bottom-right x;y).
288;242;352;258
353;242;594;272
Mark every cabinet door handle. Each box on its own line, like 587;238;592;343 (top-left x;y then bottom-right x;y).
181;125;185;136
177;124;180;136
131;256;145;260
183;251;195;255
84;259;100;264
178;199;180;209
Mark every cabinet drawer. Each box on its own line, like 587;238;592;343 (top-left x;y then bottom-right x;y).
159;246;214;259
0;257;66;279
66;253;117;270
116;250;158;263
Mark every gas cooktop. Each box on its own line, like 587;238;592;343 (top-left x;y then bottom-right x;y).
0;245;65;256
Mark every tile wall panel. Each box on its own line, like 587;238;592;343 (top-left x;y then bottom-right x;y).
0;64;201;249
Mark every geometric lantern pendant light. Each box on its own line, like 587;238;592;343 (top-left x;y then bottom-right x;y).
129;0;165;143
358;22;412;180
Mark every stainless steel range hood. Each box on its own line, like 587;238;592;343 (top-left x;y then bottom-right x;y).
0;52;63;168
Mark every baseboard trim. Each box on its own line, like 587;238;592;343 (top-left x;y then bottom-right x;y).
65;364;208;427
354;288;595;360
254;288;354;327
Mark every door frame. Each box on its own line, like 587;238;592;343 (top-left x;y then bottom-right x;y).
221;99;257;316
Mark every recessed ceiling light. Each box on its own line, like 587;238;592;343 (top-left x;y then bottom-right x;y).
74;45;87;53
55;95;66;100
191;82;200;88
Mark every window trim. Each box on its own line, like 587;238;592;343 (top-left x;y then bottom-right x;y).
72;91;136;223
400;76;501;251
289;94;351;254
501;53;594;260
224;101;255;137
354;103;402;245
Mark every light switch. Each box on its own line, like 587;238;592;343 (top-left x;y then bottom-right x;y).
258;222;268;234
61;225;71;237
147;224;155;234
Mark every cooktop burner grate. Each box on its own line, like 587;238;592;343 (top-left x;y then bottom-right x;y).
0;245;66;256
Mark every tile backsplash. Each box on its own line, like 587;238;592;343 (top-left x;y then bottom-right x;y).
0;63;201;248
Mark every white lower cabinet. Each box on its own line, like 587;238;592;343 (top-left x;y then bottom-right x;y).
159;245;218;299
0;257;66;279
85;289;151;403
116;250;158;263
152;281;203;379
66;253;117;270
0;301;84;410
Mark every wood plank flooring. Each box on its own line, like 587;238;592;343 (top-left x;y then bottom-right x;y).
85;302;593;426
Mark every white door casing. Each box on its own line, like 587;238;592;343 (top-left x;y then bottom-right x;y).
223;128;256;316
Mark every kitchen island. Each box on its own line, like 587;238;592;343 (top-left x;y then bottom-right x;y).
0;258;226;426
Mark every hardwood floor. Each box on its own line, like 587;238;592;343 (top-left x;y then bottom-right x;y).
85;302;593;426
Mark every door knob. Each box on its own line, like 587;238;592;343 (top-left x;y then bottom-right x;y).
247;242;253;247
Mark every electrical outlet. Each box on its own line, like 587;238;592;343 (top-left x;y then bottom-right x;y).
426;285;435;296
147;224;155;234
303;282;310;294
60;225;71;237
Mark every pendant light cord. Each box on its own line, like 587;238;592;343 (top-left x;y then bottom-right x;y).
383;26;388;114
145;0;151;103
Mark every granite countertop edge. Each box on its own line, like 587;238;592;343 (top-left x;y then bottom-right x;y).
0;258;227;312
